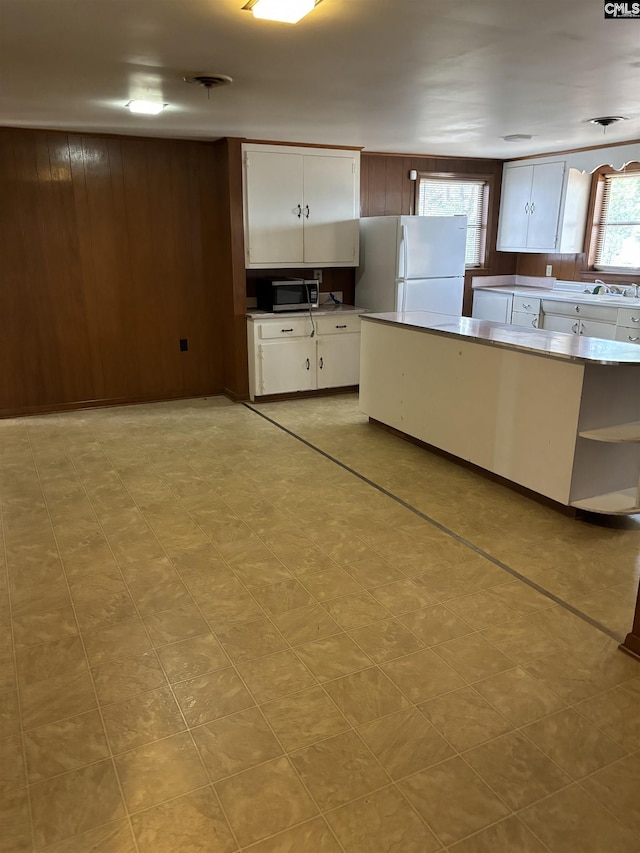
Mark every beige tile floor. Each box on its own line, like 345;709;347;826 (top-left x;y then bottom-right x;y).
0;394;638;853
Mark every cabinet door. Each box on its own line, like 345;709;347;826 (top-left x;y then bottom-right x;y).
511;311;539;329
527;161;565;251
244;151;304;266
496;165;533;250
541;314;579;335
316;333;361;389
579;319;617;340
302;155;358;265
471;291;513;323
257;339;315;395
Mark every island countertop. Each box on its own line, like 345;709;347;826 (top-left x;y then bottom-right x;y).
361;311;640;366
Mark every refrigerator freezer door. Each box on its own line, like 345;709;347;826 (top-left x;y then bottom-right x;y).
397;277;464;315
399;216;467;280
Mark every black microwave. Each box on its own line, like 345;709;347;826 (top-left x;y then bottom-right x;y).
256;277;319;312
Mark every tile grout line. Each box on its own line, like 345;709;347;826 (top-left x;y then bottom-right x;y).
244;402;625;644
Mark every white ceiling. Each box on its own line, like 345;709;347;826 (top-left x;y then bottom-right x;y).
1;0;639;159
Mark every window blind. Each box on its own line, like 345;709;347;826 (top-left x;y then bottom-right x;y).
417;177;487;266
594;173;640;270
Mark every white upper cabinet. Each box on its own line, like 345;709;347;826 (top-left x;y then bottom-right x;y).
242;143;360;269
497;160;590;254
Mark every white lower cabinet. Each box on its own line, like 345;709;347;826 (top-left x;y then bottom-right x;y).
248;315;361;399
258;339;316;396
471;290;513;323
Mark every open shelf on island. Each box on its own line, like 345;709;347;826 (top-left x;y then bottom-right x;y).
578;421;640;443
571;487;640;515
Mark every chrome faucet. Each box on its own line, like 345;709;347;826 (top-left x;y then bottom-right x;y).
592;279;612;294
624;283;639;297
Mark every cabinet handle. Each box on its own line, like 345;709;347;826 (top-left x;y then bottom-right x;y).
532;318;538;328
628;336;639;342
335;324;348;329
530;201;535;214
296;204;302;218
632;317;640;323
305;358;310;370
522;303;531;309
304;205;310;219
574;305;580;313
572;322;579;333
524;202;529;214
319;356;324;369
281;328;294;333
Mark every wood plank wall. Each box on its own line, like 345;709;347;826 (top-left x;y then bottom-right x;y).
0;127;223;417
516;251;640;284
360;153;517;314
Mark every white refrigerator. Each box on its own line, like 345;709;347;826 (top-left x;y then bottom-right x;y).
355;215;467;315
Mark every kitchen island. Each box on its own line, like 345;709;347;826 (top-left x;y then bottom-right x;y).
360;311;640;515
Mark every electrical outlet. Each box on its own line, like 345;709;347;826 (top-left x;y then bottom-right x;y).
545;265;553;277
313;269;323;284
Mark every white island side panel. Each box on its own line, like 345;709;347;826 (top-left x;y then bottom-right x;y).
359;320;584;504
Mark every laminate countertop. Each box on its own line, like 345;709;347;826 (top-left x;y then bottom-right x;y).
475;285;640;310
246;305;366;319
361;311;640;366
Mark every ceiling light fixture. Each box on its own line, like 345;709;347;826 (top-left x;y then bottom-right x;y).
126;100;167;115
242;0;321;24
502;134;533;142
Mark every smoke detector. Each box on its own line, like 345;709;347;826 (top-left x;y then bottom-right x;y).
587;116;627;128
183;73;233;90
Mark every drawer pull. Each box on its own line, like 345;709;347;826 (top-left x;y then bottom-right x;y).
281;328;294;333
522;303;531;309
574;305;580;313
628;336;639;342
632;317;640;323
335;324;348;329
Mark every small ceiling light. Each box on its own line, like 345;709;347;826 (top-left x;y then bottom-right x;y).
127;100;167;115
243;0;320;24
502;134;533;142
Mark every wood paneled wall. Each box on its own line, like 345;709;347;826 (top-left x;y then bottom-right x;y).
0;128;224;417
360;153;517;314
516;251;640;284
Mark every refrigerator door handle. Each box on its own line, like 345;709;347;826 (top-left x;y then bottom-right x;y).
401;225;408;313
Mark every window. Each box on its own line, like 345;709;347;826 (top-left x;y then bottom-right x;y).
416;175;490;267
591;169;640;272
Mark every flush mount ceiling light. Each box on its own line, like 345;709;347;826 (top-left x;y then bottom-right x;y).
126;100;167;115
502;134;533;142
587;116;628;128
242;0;321;24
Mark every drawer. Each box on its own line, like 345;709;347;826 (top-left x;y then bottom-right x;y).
315;315;361;335
511;311;539;329
541;299;618;323
617;307;640;329
615;326;640;345
257;318;313;339
512;295;541;314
